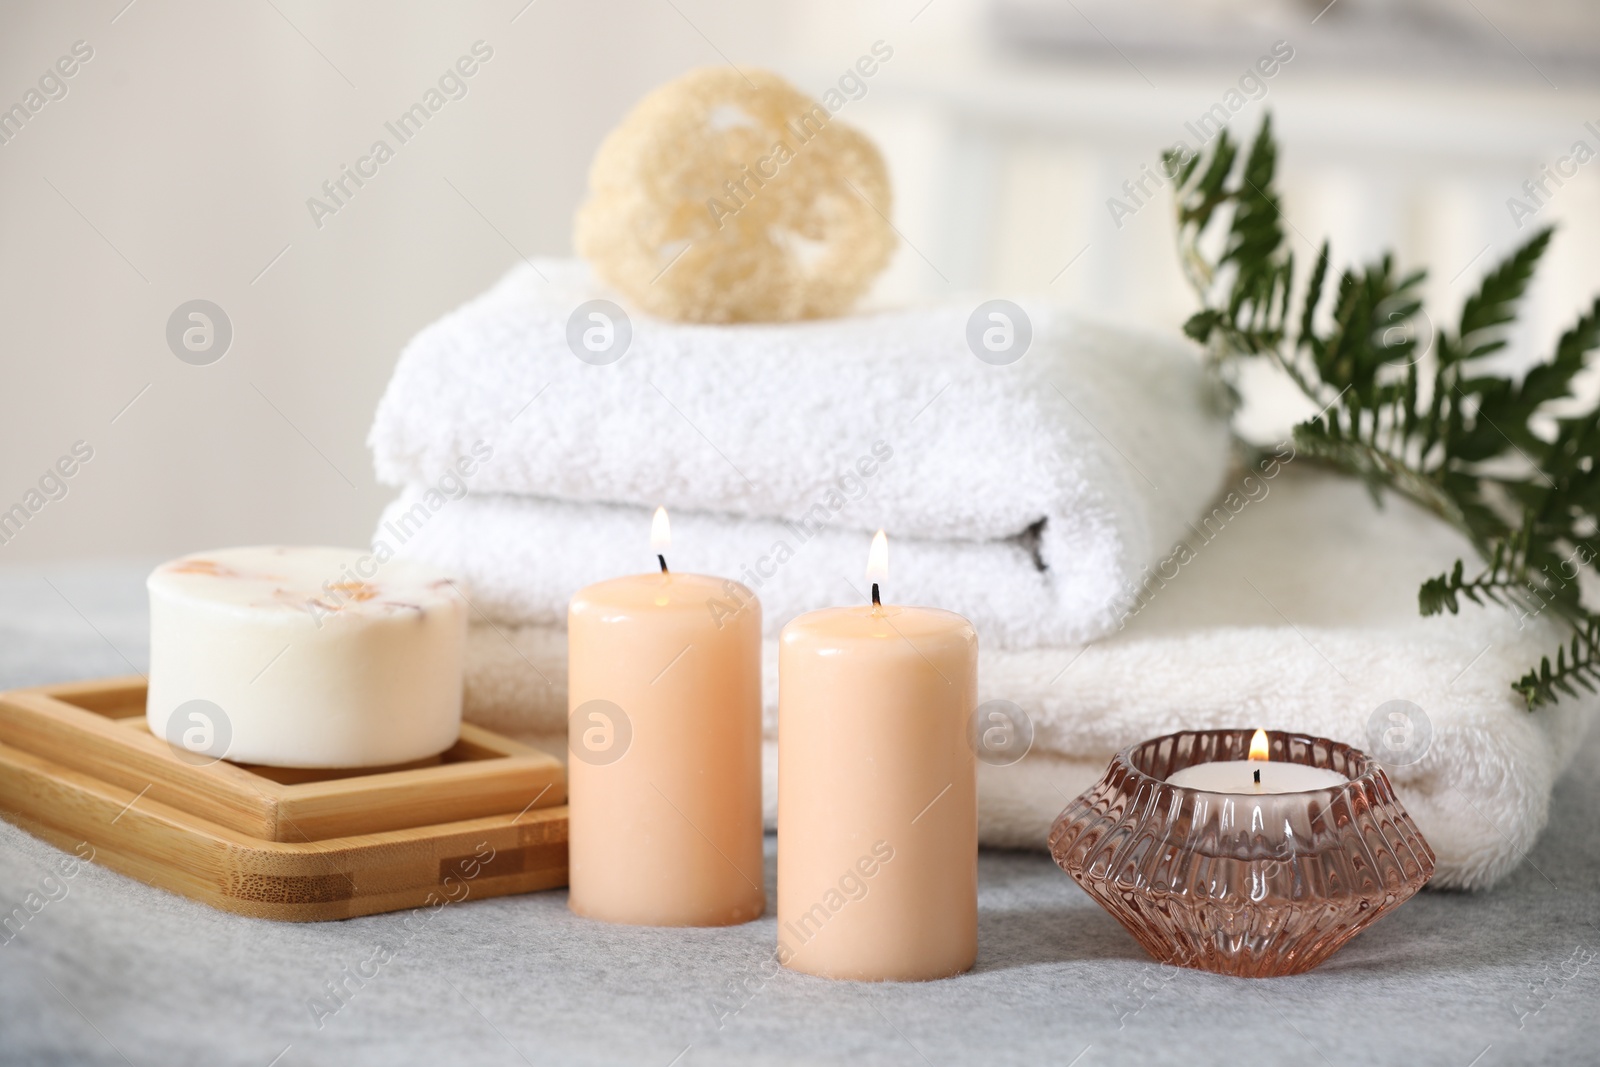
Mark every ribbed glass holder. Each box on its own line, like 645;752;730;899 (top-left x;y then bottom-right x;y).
1049;729;1436;977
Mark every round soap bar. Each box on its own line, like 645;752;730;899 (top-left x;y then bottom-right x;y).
146;546;467;769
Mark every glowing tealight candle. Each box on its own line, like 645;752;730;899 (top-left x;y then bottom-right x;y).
777;530;979;981
1166;729;1348;793
566;507;765;926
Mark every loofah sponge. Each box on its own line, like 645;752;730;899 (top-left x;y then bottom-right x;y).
573;67;896;323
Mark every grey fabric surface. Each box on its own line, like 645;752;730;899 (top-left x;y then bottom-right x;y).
2;563;1598;1066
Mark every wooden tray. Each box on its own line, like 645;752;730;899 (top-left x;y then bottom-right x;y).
0;678;569;921
0;677;565;841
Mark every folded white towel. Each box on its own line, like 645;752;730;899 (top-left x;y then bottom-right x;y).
368;260;1232;644
381;488;1222;648
453;468;1596;890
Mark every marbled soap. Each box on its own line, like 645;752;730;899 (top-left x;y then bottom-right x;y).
146;546;466;768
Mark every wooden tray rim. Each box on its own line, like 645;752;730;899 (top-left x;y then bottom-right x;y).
0;738;567;857
3;675;563;798
0;739;568;921
0;676;566;843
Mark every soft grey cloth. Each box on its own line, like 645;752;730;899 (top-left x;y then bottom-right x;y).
3;563;1599;1065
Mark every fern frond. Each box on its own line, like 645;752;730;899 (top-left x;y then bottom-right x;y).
1170;114;1600;709
1418;540;1531;616
1456;227;1552;360
1515;613;1600;708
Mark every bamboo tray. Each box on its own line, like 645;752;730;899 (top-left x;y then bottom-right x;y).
0;677;569;921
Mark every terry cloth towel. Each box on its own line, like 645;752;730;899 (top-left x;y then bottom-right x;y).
368;259;1233;645
454;468;1595;891
378;485;1300;648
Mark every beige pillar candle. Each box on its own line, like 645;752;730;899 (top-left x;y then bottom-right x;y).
777;531;979;981
566;507;765;927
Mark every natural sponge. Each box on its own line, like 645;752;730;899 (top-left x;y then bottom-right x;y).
574;67;896;323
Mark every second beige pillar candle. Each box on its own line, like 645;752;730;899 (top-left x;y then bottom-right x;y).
777;600;979;980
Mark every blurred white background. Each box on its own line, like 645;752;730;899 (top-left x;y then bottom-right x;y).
2;0;1599;563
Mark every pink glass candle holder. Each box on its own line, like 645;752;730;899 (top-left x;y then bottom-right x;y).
1049;729;1435;977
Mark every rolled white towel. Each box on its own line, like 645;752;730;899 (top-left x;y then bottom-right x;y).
368;259;1233;641
451;469;1597;890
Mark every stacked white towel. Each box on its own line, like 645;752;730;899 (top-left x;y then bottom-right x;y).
369;260;1234;646
452;469;1597;891
368;259;1595;889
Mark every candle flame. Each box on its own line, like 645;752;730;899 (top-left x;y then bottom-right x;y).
651;506;671;554
1249;728;1270;761
866;529;889;584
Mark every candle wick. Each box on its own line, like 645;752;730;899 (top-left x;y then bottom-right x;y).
658;554;669;574
870;582;880;607
1253;768;1261;785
